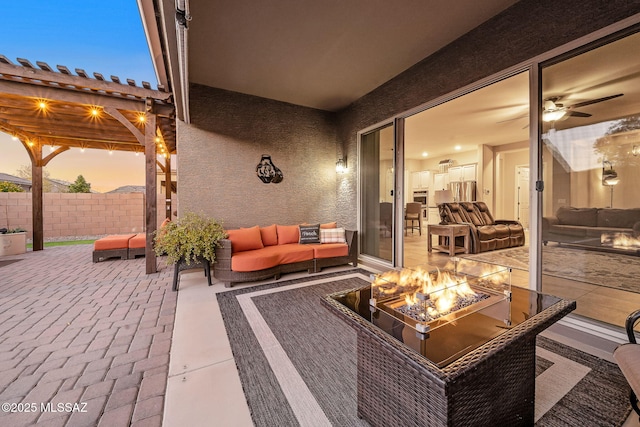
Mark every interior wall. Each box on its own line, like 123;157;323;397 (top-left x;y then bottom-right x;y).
336;0;639;228
178;84;339;229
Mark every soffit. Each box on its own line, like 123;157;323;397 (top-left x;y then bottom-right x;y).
187;0;519;112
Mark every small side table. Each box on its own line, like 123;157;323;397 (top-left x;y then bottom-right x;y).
427;224;470;255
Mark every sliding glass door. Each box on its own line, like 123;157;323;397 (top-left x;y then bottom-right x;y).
539;29;640;327
360;124;394;263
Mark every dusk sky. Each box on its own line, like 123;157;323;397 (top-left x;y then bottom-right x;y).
0;0;158;192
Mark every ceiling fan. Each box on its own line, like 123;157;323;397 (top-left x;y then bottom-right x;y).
542;93;623;122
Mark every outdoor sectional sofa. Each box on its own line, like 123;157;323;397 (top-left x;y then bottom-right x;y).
213;223;358;287
439;201;525;253
542;206;640;245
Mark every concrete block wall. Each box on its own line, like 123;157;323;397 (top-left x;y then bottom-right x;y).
0;192;175;240
179;85;339;229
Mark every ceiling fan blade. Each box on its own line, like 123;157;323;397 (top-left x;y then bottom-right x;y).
569;93;623;108
567;110;591;118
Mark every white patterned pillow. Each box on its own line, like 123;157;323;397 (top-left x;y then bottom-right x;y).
320;227;346;244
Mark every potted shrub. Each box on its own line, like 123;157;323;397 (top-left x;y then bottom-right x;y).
153;212;227;290
0;227;27;256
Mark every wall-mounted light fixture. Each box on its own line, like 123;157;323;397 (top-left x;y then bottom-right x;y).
602;160;619;186
336;158;347;173
602;160;619;208
633;145;639;157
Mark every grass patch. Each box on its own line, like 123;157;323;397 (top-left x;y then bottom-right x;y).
27;240;95;248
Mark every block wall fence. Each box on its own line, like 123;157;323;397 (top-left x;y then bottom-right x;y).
0;192;175;241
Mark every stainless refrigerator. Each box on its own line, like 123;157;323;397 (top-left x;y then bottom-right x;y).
450;181;477;202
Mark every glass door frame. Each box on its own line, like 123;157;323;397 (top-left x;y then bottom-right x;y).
356;16;640;305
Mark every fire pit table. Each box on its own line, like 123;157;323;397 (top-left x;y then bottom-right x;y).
322;259;575;427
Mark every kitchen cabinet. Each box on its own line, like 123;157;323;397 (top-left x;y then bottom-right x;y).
433;173;449;191
448;166;462;182
411;172;421;190
448;164;476;182
428;207;440;224
420;171;431;189
462;164;476;181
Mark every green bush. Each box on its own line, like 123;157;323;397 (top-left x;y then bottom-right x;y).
0;181;25;192
153;212;227;265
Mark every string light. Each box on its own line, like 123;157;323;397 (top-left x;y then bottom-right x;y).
37;100;47;110
89;107;101;118
137;114;146;123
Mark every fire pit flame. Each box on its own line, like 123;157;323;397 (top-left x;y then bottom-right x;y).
373;266;488;322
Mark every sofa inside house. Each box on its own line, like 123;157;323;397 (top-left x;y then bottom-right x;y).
542;206;640;246
213;222;358;287
439;201;525;253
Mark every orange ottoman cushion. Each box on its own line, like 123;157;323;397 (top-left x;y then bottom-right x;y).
94;234;136;251
129;233;146;249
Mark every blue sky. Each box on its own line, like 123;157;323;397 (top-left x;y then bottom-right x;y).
0;1;157;192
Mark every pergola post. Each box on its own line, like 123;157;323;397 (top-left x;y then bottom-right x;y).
31;144;43;251
145;100;158;274
164;154;172;220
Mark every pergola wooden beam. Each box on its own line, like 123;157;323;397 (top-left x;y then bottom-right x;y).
0;56;176;268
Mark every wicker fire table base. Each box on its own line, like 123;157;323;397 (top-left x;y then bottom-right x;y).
324;286;575;427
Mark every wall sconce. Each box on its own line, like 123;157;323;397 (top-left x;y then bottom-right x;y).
602;160;619;186
602;160;619;208
633;145;639;157
336;158;347;173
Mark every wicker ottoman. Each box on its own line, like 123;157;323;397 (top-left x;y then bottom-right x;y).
93;234;136;262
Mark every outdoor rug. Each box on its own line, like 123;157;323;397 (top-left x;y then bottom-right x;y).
217;269;632;427
460;245;640;294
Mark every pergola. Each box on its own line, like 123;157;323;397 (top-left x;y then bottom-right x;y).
0;55;176;273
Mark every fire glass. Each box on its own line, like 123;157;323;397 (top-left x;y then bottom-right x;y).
369;258;511;335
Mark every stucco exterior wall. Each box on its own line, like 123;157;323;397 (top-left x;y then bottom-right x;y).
178;85;339;229
335;0;640;230
0;192;173;240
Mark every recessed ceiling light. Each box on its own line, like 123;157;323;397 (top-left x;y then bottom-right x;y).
454;145;462;151
422;152;428;157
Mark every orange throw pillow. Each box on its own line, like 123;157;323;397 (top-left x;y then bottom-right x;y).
320;221;337;229
260;224;278;246
227;226;264;252
276;224;299;245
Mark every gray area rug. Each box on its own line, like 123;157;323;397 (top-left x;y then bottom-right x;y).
460;245;640;293
217;270;632;427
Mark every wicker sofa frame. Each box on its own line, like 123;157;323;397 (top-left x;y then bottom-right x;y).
322;286;575;427
213;230;358;288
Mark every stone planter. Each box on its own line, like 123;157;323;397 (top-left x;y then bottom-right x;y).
0;232;27;256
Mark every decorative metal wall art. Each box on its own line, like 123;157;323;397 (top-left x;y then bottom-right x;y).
256;154;283;184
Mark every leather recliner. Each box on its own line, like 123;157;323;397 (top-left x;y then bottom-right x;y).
439;202;525;253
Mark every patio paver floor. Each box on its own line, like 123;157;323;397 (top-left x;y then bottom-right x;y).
0;244;176;426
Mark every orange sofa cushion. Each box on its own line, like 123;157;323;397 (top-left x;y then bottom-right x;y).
231;244;314;272
260;224;278;246
320;221;337;229
94;234;136;251
129;233;146;249
277;224;299;245
309;243;349;259
227;226;264;252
